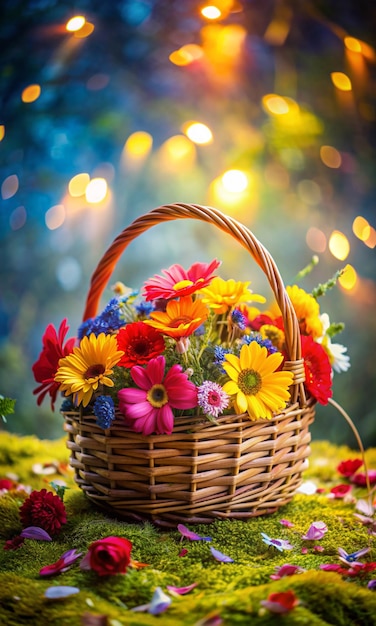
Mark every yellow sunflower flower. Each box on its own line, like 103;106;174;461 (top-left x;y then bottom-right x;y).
55;333;124;407
286;285;323;339
260;324;285;351
144;295;209;338
222;342;293;421
199;277;266;315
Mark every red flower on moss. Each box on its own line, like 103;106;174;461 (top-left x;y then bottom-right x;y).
330;484;352;498
301;335;332;405
261;590;299;614
350;470;376;486
19;489;67;536
337;458;363;477
32;319;75;410
80;536;133;576
116;321;165;368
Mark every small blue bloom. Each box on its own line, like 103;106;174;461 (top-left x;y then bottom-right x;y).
94;396;115;429
135;300;154;317
338;546;370;564
261;533;294;552
243;333;277;354
231;308;247;330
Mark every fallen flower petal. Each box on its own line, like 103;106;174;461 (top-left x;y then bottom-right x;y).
301;521;328;541
210;547;234;563
44;586;80;599
356;499;374;516
329;484;352;498
279;519;294;528
261;533;294;552
260;590;299;614
40;549;82;576
3;535;25;550
130;559;149;569
177;524;212;542
368;580;376;590
270;564;305;580
296;480;318;495
338;546;370;564
149;586;172;615
320;563;343;572
166;583;198;595
21;526;52;541
178;548;188;557
194;614;223;626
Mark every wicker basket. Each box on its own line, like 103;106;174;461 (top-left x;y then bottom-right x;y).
63;203;316;526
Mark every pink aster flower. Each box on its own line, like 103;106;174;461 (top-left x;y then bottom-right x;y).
197;381;229;418
143;259;221;301
118;355;197;435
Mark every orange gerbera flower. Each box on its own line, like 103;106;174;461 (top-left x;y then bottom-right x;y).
144;296;209;339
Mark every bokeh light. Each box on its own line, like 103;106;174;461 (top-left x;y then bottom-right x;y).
338;264;357;291
1;174;19;200
0;125;5;141
85;178;108;203
169;44;203;66
45;205;66;230
306;227;327;253
344;37;362;53
328;230;350;260
182;122;213;145
331;72;352;91
221;169;249;193
9;206;27;231
21;84;41;103
201;6;222;20
66;16;86;32
68;173;90;197
353;215;371;241
320;145;342;169
74;22;94;38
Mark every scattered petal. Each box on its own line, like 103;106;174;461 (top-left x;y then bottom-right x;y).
40;549;82;576
166;583;198;595
279;519;294;528
338;546;371;564
44;586;80;600
177;524;211;542
194;614;223;626
149;587;172;615
329;484;352;498
301;521;328;541
356;499;374;516
178;548;188;557
261;590;299;614
313;545;324;552
270;564;305;580
368;580;376;590
3;535;25;550
210;547;234;563
130;559;149;569
296;480;318;495
21;526;52;541
261;533;294;552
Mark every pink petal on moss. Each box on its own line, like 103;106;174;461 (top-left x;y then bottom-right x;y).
166;583;198;595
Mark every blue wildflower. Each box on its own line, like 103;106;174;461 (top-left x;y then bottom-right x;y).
135;300;154;317
243;333;278;354
231;308;247;330
94;396;115;429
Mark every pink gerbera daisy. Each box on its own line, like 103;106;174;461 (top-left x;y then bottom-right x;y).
118;355;197;435
143;259;221;301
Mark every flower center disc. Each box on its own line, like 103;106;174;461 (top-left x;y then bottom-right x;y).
238;369;262;395
85;363;105;379
173;279;194;291
147;384;168;408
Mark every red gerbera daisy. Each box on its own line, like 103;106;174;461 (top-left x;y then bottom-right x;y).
301;335;333;404
19;489;67;536
143;259;221;301
116;321;165;368
32;319;75;411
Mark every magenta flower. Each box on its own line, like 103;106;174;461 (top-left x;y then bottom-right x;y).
143;259;221;301
197;381;229;418
301;521;328;541
40;549;82;576
166;583;198;595
118;355;197;435
280;519;294;528
270;564;305;580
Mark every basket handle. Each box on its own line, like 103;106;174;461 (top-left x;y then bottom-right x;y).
83;203;305;404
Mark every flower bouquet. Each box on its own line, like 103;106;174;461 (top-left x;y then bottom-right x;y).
32;204;349;525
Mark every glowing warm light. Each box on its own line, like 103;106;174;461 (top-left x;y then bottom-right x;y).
74;22;94;38
338;264;357;291
158;135;196;170
306;227;327;253
201;6;222;19
124;131;153;158
169;44;203;66
183;122;213;145
262;94;292;115
331;72;352;91
66;16;86;32
1;174;19;200
68;173;90;197
352;216;371;241
85;178;108;203
45;204;66;230
328;230;350;261
364;226;376;249
320;145;342;169
344;37;362;53
0;125;4;141
221;169;248;193
21;84;41;103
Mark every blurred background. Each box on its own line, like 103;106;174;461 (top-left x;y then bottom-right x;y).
0;0;375;446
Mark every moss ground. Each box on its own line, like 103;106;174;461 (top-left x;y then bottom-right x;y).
1;432;376;625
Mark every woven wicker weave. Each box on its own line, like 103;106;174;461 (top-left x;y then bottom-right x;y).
63;203;316;525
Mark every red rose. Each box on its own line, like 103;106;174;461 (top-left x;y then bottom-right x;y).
80;536;132;576
19;489;67;536
337;459;363;477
